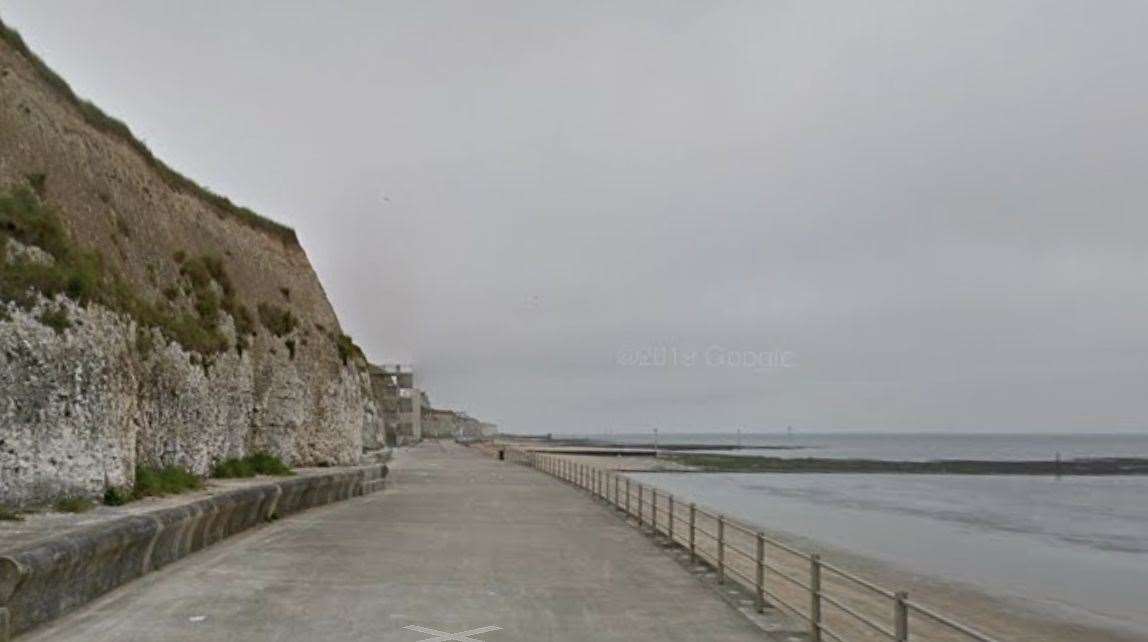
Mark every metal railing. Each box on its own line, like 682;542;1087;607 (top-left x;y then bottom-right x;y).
504;449;999;642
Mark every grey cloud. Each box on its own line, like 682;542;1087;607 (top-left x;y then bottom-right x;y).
6;1;1146;433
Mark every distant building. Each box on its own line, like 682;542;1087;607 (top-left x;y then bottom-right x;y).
368;363;495;445
368;364;422;446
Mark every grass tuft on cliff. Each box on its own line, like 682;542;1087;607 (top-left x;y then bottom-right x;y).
258;302;298;337
133;465;204;498
101;465;204;506
336;333;365;366
0;506;24;521
0;17;298;246
212;452;293;478
54;496;95;513
1;186;262;354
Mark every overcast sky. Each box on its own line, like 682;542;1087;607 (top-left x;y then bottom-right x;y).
6;2;1147;434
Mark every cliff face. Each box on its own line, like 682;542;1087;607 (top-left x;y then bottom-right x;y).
0;26;378;508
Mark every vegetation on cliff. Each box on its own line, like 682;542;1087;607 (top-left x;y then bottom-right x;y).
1;184;258;355
103;465;205;506
0;17;298;245
212;452;293;478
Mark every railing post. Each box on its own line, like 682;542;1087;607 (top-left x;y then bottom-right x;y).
637;484;644;527
626;478;631;515
810;554;823;642
755;532;765;613
717;515;725;584
652;489;658;534
894;591;909;641
689;503;696;563
614;473;620;507
668;496;674;543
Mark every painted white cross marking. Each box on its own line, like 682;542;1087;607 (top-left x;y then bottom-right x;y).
402;624;502;642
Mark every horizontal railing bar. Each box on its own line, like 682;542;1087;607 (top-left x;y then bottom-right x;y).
759;534;808;558
724;520;756;536
819;621;848;642
694;548;719;568
906;599;999;641
760;585;811;622
820;591;897;639
694;506;719;520
725;564;755;587
695;526;718;540
762;562;813;592
821;560;898;599
724;543;756;563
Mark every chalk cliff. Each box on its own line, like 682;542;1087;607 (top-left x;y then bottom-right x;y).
0;21;379;508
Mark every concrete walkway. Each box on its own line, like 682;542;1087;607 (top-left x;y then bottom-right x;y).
24;442;766;641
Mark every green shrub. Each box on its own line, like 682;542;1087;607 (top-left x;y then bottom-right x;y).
258;303;297;337
37;304;70;334
336;333;364;366
212;452;292;478
0;506;24;521
231;303;254;336
25;172;47;197
133;465;203;498
194;287;220;321
247;452;293;475
0;185;70;259
54;496;95;513
103;486;131;506
212;457;255;479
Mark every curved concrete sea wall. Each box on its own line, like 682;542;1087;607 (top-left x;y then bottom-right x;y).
0;463;387;639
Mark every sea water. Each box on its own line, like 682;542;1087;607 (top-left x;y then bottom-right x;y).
627;471;1148;637
579;431;1148;461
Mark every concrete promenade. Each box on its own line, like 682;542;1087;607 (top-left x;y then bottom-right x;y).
24;442;765;641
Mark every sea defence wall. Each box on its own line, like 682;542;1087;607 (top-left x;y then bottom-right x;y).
0;463;387;640
0;20;379;509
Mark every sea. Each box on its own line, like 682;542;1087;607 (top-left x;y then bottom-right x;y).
600;432;1148;637
565;431;1148;461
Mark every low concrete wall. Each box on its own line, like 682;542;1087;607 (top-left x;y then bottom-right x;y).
0;464;387;640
